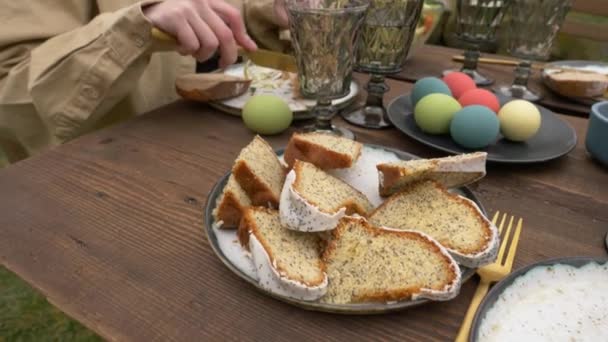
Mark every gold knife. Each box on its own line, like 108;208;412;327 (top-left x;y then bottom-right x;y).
151;27;298;73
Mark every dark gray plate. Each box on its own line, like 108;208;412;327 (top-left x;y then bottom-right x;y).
387;94;577;164
469;256;608;341
203;144;485;314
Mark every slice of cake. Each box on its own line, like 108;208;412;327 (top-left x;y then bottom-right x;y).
279;160;374;232
283;132;362;169
238;207;328;301
369;180;498;268
377;152;487;197
212;174;251;228
321;217;461;304
232;136;286;208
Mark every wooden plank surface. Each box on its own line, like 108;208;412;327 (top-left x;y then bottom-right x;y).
0;77;607;341
572;0;608;17
394;44;593;116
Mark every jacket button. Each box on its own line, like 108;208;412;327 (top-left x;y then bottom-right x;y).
132;34;145;48
82;85;99;100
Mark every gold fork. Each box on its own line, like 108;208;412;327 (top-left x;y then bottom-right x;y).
454;212;523;342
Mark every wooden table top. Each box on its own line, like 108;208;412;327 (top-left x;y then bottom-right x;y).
1;72;607;341
395;44;593;117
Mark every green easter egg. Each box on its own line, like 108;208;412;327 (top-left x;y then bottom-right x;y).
242;95;293;135
498;100;541;142
450;105;500;149
414;93;462;134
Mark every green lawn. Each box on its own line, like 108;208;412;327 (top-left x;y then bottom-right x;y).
0;266;101;342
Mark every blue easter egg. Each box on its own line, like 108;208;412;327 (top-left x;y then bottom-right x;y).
410;77;452;107
450;105;500;149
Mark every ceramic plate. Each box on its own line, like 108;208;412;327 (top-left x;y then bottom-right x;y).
387;94;577;164
469;256;608;341
209;63;359;120
203;144;485;314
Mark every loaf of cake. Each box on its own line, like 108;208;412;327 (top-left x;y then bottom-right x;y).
544;69;608;98
212;174;252;228
283;132;362;169
279;160;373;232
369;180;498;267
377;152;487;197
232;136;286;208
321;217;461;304
238;207;328;301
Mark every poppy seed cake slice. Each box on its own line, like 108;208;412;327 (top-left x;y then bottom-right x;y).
212;174;252;228
238;207;328;300
232;135;286;208
369;180;498;268
321;217;461;304
279;160;374;232
284;132;362;169
377;152;487;197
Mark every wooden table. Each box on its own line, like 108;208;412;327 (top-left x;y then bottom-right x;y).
1;67;607;341
395;44;593;117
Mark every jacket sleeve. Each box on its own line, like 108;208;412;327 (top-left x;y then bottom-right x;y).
0;1;165;143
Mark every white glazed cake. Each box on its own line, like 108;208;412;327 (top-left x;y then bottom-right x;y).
279;160;373;232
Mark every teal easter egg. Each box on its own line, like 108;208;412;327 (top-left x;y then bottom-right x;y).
242;95;293;135
450;105;500;149
410;77;452;107
498;100;541;142
414;93;462;134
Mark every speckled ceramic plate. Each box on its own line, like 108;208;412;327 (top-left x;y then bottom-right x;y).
209;63;359;120
203;144;485;314
387;94;577;164
469;256;608;341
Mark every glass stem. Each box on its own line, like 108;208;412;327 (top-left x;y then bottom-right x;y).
512;60;532;88
313;99;334;131
365;73;389;109
461;48;480;76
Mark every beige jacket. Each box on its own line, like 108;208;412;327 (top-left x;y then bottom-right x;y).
0;0;286;163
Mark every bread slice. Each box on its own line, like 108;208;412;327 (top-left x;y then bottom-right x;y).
283;132;362;169
544;69;608;98
321;217;461;304
232;136;286;208
369;180;498;267
238;207;328;300
377;152;487;197
279;160;374;232
212;174;252;228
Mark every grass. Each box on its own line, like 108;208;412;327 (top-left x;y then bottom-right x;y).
0;266;102;342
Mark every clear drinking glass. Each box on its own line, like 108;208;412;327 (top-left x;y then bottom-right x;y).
287;0;369;139
497;0;571;101
444;0;511;86
341;0;424;129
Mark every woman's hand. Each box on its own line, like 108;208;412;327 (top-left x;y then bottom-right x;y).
144;0;258;68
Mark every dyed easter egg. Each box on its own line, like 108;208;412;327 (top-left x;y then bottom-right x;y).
414;93;462;134
450;105;500;149
410;77;452;107
242;95;293;135
458;88;501;113
498;100;542;142
443;72;476;99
